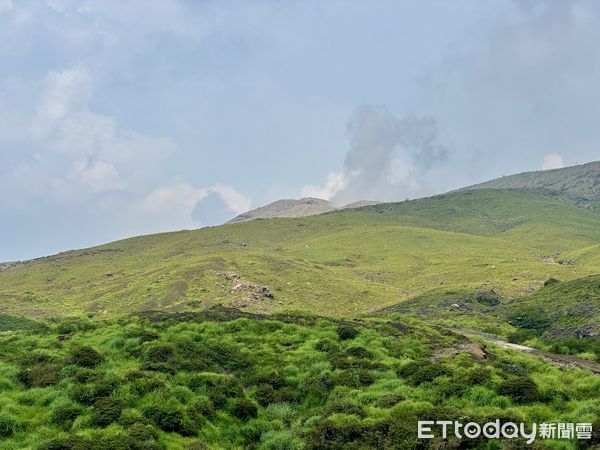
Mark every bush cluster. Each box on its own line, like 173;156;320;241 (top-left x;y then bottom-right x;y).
0;311;592;449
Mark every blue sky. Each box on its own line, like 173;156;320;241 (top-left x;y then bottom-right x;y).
1;0;600;261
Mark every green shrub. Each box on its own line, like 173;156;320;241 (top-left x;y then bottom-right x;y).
327;352;386;371
507;329;540;343
70;378;118;405
386;410;422;449
36;435;86;450
345;346;373;359
186;441;210;450
139;362;176;374
323;399;366;418
463;368;491;385
201;376;244;408
397;360;451;385
144;343;175;363
125;329;159;342
275;386;299;404
208;342;252;373
129;375;166;396
0;412;21;438
337;325;359;340
92;396;126;427
476;292;501;306
374;393;405;408
305;414;368;449
299;372;335;405
74;369;103;384
495;359;528;376
254;383;276;406
314;339;341;353
19;362;62;387
336;369;375;387
543;278;560;287
67;346;105;368
128;422;159;444
240;421;265;445
507;313;550;333
187;396;214;422
231;397;258;421
549;337;600;357
245;370;287;389
497;377;540;404
142;394;197;435
55;318;97;335
258;430;303;450
49;400;82;427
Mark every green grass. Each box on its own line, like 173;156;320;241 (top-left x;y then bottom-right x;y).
1;189;599;319
0;188;599;448
0;308;597;449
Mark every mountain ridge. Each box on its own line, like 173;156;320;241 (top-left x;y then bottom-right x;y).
228;197;381;223
458;160;600;206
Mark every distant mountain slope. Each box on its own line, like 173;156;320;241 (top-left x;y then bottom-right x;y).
228;198;380;222
459;161;600;206
228;198;335;222
2;189;599;318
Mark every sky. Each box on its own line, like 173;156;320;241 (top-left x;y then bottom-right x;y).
1;0;600;261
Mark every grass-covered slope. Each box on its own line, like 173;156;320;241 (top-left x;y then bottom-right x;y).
1;190;599;318
0;308;598;449
458;161;600;206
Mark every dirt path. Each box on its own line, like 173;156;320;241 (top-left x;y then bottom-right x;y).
449;327;600;374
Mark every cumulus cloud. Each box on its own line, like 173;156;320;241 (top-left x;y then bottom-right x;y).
0;64;251;241
139;182;251;228
304;105;447;204
69;160;124;192
542;153;564;170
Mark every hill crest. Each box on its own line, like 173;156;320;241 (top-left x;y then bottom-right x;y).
228;197;380;222
459;160;600;206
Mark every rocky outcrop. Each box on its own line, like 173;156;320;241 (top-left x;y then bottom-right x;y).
222;272;275;308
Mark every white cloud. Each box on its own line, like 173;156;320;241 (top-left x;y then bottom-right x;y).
211;184;252;214
20;66;174;201
542;153;565;170
70;160;124;193
36;66;91;123
0;64;249;234
301;171;348;200
139;182;251;228
140;183;207;218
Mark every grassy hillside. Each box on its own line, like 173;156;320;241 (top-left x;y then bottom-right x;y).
1;188;599;448
1;190;599;319
458;161;600;206
0;308;597;449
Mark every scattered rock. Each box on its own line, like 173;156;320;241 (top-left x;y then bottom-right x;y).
221;271;275;308
544;324;598;339
442;301;472;311
558;259;575;265
573;324;598;339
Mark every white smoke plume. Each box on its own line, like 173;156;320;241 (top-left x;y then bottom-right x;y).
304;105;447;204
